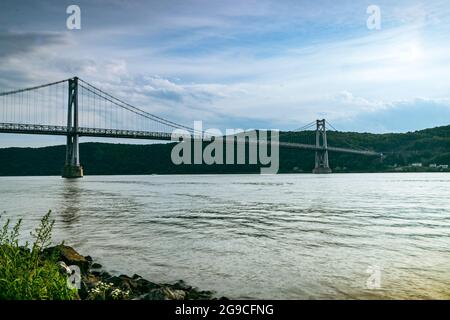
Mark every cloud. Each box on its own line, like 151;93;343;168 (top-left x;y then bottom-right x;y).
332;96;450;132
0;31;65;58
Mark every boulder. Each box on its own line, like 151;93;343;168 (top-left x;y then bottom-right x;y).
185;289;215;300
82;273;101;288
107;275;139;293
92;270;112;280
171;280;192;291
136;278;160;293
79;273;101;300
44;245;89;273
166;288;187;300
139;287;186;300
140;288;167;300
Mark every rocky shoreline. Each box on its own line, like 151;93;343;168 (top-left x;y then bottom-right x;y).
44;244;224;300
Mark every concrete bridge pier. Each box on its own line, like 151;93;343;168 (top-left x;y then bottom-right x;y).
62;165;83;178
62;134;83;178
313;119;332;174
62;77;83;178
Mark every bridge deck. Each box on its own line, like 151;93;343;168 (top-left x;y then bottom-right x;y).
0;122;381;156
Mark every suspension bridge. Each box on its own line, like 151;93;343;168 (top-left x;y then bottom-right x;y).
0;77;382;177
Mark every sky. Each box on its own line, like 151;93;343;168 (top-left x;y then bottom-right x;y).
1;0;450;147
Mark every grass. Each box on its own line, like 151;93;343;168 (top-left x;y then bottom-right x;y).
0;211;77;300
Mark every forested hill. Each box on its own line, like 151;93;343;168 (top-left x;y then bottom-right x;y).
1;125;450;176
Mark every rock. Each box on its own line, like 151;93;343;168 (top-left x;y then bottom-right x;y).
121;278;138;291
91;263;102;269
171;280;192;291
98;271;112;279
91;270;102;277
79;274;101;300
167;288;187;300
107;275;138;293
140;288;167;300
44;245;89;273
107;276;124;287
186;289;215;300
78;282;89;300
136;278;160;293
139;287;186;300
82;274;101;288
85;255;93;262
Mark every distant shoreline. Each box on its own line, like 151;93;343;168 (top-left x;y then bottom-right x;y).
1;123;450;177
1;169;450;178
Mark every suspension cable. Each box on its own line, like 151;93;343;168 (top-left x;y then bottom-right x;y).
0;79;69;97
78;78;202;134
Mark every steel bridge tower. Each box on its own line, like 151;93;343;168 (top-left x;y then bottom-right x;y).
312;119;332;174
62;77;83;178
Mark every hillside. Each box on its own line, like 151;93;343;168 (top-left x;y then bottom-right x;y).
1;125;450;176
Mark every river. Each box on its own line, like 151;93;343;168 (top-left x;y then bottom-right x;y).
0;173;449;299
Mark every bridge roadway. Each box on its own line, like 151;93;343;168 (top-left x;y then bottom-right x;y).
0;122;381;157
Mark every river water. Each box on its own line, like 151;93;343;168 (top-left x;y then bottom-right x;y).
0;173;449;299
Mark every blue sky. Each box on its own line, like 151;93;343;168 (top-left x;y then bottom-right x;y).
1;0;450;146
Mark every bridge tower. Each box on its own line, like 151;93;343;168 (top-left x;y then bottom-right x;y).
312;119;332;174
62;77;83;178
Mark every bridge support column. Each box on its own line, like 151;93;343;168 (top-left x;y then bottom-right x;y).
312;119;332;174
62;77;83;178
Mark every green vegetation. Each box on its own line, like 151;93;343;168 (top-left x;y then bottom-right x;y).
0;124;450;174
0;211;77;300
